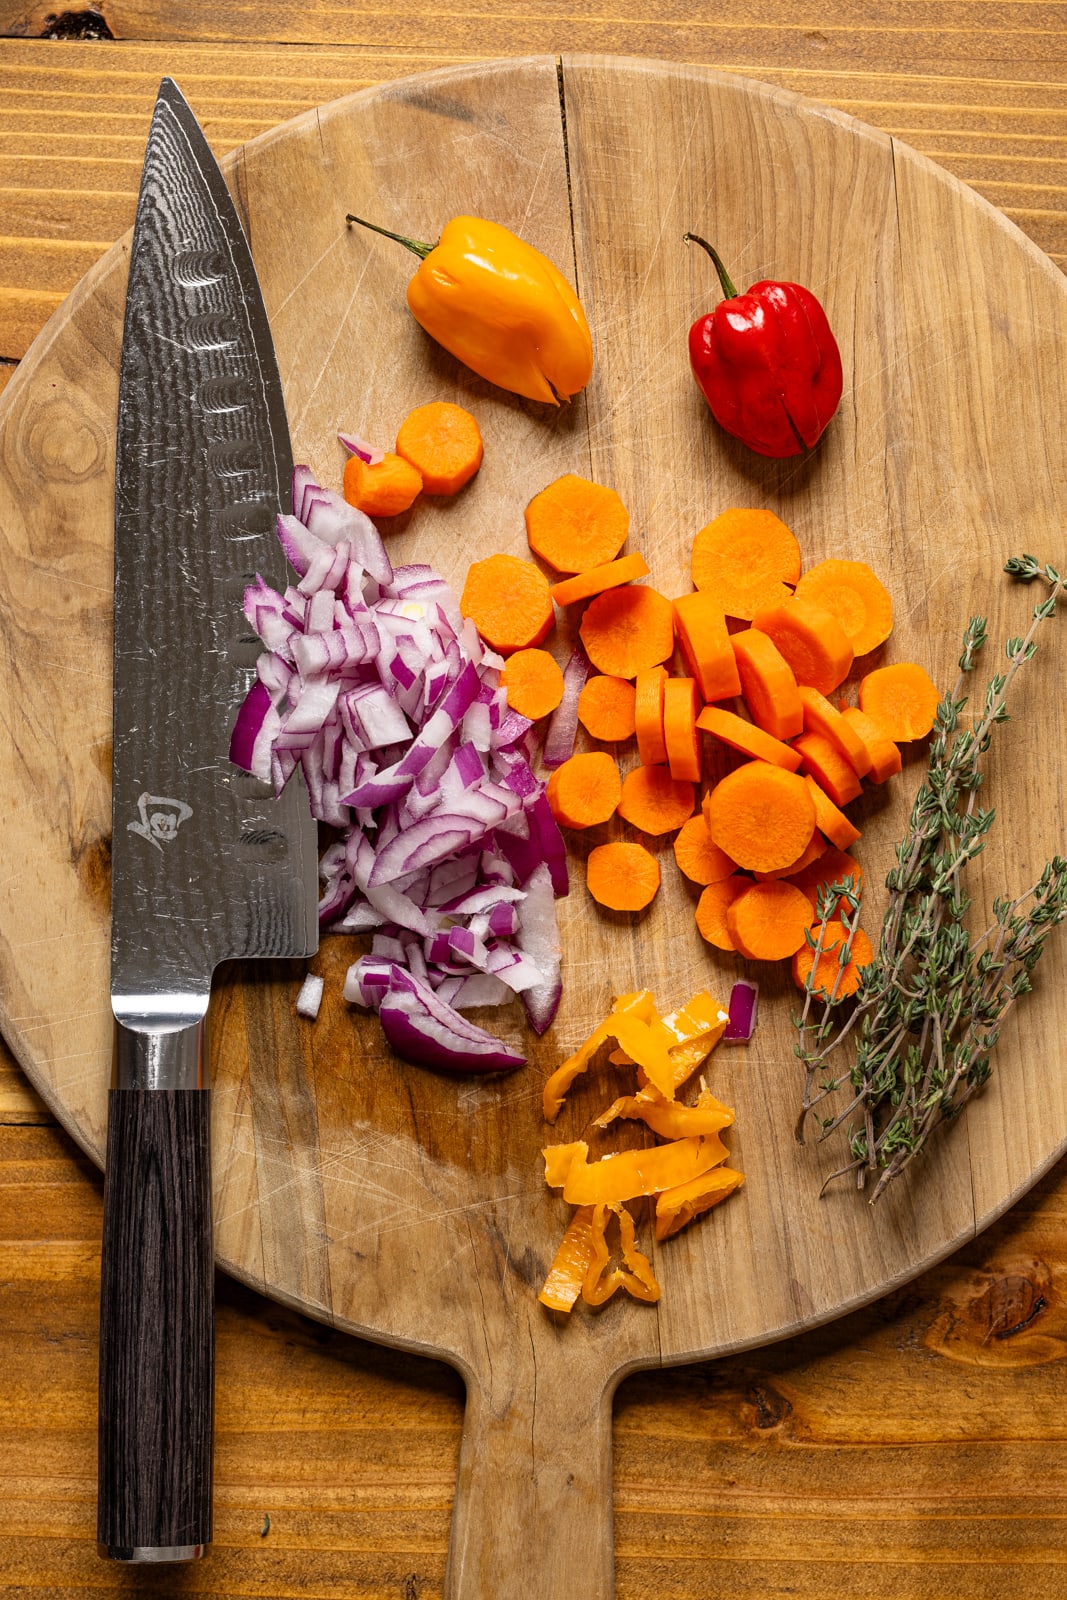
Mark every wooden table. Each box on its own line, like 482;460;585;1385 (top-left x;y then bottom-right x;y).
2;5;1067;1595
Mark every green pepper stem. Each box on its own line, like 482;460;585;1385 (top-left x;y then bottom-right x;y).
345;214;436;259
683;233;739;301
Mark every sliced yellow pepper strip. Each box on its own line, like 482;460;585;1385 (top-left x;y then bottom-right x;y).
654;1167;746;1240
543;1132;729;1206
593;1084;735;1140
582;1203;662;1306
538;1204;597;1311
611;990;730;1092
542;991;677;1122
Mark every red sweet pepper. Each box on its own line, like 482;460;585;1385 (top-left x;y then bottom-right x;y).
684;234;843;458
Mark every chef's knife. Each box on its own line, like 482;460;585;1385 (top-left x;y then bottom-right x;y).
100;78;318;1561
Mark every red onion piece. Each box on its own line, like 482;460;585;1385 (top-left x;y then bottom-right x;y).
295;973;324;1019
542;647;591;768
338;430;386;466
723;980;759;1043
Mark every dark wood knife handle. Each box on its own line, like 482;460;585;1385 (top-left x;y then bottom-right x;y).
97;1086;214;1559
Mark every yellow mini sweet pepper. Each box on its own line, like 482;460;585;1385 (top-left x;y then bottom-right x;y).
346;212;594;405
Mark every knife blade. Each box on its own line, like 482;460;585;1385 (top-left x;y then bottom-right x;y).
99;78;318;1563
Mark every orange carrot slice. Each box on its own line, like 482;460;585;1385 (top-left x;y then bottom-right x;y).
545;751;621;830
577;675;637;742
394;401;483;495
841;706;902;783
525;473;629;574
727;880;814;961
753;829;827;882
794;558;893;657
550;552;650;607
695;874;749;950
460;553;554;653
634;665;669;765
793;921;874;999
696;705;802;772
859;662;940;741
752;595;854;697
501;648;565;721
704;762;816;873
804;775;861;850
672;814;737;885
343;450;423;517
798;685;872;778
618;764;695;835
729;628;803;741
691;508;802;619
579;585;675;678
793;730;863;808
663;677;701;783
672;591;742;702
586;841;661;910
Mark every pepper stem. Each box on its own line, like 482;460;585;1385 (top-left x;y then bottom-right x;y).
345;214;436;260
683;233;739;300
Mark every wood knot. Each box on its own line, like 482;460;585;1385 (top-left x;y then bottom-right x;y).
925;1258;1060;1368
37;7;114;38
744;1382;792;1430
970;1270;1049;1342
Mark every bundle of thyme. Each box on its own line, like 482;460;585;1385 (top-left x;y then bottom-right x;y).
794;556;1067;1202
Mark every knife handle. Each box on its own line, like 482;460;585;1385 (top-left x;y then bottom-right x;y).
97;1026;214;1561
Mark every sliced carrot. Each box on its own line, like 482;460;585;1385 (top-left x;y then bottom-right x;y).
394;401;483;495
525;473;629;574
727;880;814;961
342;450;422;517
695;874;750;951
546;751;621;830
704;761;816;873
634;665;669;765
859;662;940;741
618;763;695;835
696;704;802;772
804;774;861;850
586;841;661;911
798;685;872;778
793;920;874;999
550;552;650;608
672;591;742;702
579;585;675;678
691;508;802;619
500;648;565;721
794;558;893;657
793;730;863;808
841;706;902;783
729;628;803;741
786;846;865;918
752;595;854;697
672;814;737;885
753;829;827;882
460;553;554;654
663;677;701;783
578;675;637;742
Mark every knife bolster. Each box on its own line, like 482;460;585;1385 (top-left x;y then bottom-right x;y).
113;1016;205;1090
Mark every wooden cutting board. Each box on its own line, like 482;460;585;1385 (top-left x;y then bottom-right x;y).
1;54;1066;1598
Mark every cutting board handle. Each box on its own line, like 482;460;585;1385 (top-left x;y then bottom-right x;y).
444;1343;615;1599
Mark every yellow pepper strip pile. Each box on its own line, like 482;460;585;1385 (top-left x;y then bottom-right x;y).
538;988;745;1315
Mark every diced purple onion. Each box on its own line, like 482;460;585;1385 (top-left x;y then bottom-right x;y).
542;647;592;768
338;430;385;465
295;973;324;1019
723;980;759;1044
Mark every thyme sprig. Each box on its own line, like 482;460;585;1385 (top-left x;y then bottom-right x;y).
794;556;1067;1202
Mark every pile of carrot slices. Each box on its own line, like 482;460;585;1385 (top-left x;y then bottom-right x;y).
538;987;744;1313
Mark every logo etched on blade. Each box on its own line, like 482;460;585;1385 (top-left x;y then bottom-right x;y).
128;793;194;851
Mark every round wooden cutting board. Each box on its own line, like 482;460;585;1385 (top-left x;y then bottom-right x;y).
2;54;1066;1598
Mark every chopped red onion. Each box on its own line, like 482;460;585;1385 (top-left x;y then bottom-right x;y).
542;647;591;768
723;980;759;1043
295;973;324;1020
338;430;386;466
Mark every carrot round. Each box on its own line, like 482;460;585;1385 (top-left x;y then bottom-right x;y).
859;662;940;741
672;814;737;885
798;685;872;778
794;558;893;657
793;730;863;808
587;841;661;911
501;648;565;721
342;450;423;517
754;828;826;881
394;401;483;495
578;675;637;742
545;751;621;830
618;763;695;835
579;584;675;678
695;874;749;950
525;473;629;574
672;591;742;702
696;704;802;772
663;677;701;783
634;666;668;765
787;846;864;917
729;627;803;741
841;705;902;783
752;595;854;697
704;761;816;873
691;508;802;619
793;920;874;999
804;774;861;850
727;880;814;961
550;552;650;608
460;553;554;653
